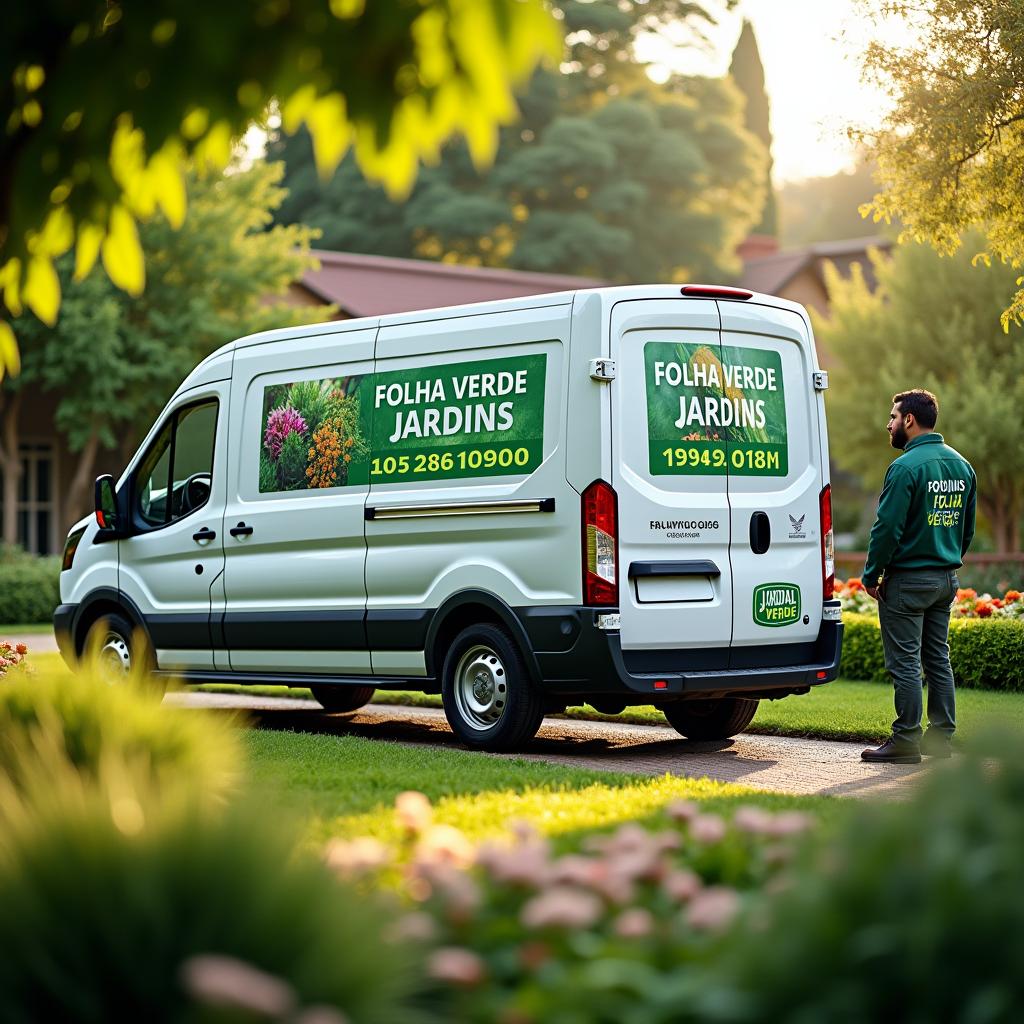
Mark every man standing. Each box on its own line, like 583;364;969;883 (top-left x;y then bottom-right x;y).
861;389;976;764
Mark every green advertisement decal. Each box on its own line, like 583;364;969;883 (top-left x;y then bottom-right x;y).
753;582;801;627
644;342;788;476
258;354;546;492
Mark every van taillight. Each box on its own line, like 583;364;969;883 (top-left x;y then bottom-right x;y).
820;483;835;600
582;480;618;606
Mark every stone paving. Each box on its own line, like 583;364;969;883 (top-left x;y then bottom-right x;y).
169;691;931;800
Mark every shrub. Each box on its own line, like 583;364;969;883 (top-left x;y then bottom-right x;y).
0;666;240;821
840;613;1024;691
0;545;61;623
0;801;424;1024
330;793;815;1024
838;613;888;683
689;735;1024;1022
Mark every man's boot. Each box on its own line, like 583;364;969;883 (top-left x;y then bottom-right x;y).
861;737;921;764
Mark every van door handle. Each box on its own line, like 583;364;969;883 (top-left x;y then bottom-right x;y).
229;523;254;538
749;511;770;554
192;527;217;543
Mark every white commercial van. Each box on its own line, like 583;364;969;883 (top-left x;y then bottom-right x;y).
55;284;843;751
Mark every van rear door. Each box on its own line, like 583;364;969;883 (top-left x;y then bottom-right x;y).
610;299;733;661
719;302;824;663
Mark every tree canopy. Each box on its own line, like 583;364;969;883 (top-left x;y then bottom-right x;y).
0;161;327;537
271;0;765;282
816;235;1024;552
858;0;1024;330
729;19;776;237
0;0;559;377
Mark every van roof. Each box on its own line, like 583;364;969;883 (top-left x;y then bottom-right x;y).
190;284;809;375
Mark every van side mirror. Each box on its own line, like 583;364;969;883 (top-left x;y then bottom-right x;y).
94;475;120;533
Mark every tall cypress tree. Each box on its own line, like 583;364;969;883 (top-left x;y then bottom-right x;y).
729;19;777;237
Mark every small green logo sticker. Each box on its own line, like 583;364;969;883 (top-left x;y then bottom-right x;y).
753;582;801;627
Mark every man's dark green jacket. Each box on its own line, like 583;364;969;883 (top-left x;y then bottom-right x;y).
863;433;976;585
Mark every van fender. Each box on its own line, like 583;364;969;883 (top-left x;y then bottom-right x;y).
71;587;154;656
424;590;543;686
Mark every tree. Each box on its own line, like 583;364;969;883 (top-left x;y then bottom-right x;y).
0;0;560;376
0;162;327;540
816;235;1024;552
728;19;776;237
778;157;891;247
858;0;1024;330
271;1;765;282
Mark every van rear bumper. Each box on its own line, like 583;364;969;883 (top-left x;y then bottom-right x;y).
527;608;843;701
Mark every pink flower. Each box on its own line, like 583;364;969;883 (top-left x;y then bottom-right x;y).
665;799;700;823
763;811;814;837
662;868;702;902
427;947;486;987
415;824;474;869
521;885;603;930
689;814;727;844
180;955;296;1016
614;908;655;938
477;837;551;887
686;886;740;931
263;405;307;460
386;912;438;944
395;790;432;834
733;806;775;835
323;837;389;877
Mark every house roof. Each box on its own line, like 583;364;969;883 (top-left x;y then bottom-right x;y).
737;235;892;295
299;249;606;318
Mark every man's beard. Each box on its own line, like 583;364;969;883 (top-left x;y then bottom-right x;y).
891;421;909;450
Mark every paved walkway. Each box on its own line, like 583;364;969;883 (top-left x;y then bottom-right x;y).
168;692;930;800
2;631;57;653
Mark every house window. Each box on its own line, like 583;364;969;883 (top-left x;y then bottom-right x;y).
0;442;57;555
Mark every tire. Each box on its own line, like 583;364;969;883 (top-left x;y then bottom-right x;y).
441;623;544;752
310;685;375;713
83;611;163;694
662;698;759;740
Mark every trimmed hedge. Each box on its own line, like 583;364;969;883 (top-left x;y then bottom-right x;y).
0;548;61;624
841;612;1024;692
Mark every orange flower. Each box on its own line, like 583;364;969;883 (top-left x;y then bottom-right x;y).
847;577;864;592
1005;590;1021;602
974;600;993;618
956;588;977;601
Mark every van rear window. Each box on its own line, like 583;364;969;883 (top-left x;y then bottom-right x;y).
644;342;788;476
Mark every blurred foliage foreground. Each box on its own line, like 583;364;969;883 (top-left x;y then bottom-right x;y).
2;659;1024;1023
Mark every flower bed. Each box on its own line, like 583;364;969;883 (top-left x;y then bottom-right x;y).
836;576;1024;619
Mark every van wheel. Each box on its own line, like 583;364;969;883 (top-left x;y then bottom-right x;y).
441;624;544;752
310;685;375;713
83;612;163;694
663;698;759;740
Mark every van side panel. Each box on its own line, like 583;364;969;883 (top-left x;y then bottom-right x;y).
365;304;576;673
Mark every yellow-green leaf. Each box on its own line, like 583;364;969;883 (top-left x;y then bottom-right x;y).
149;145;187;228
23;256;61;326
0;258;23;317
74;222;104;281
0;321;19;380
101;205;145;296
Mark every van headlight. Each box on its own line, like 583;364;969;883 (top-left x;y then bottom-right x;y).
62;526;87;572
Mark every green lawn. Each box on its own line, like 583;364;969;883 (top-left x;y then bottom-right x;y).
244;728;840;849
0;622;54;635
26;651;1024;745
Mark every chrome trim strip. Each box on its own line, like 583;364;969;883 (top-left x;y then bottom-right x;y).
366;497;555;520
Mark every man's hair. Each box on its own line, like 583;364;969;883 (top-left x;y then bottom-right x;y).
892;388;938;429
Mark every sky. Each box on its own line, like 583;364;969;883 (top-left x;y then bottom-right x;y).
637;0;916;185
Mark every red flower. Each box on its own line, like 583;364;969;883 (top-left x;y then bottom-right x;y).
975;601;993;618
15;643;28;655
991;599;1005;609
847;577;864;592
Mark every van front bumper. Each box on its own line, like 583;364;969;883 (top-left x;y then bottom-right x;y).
524;606;844;701
53;603;78;664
